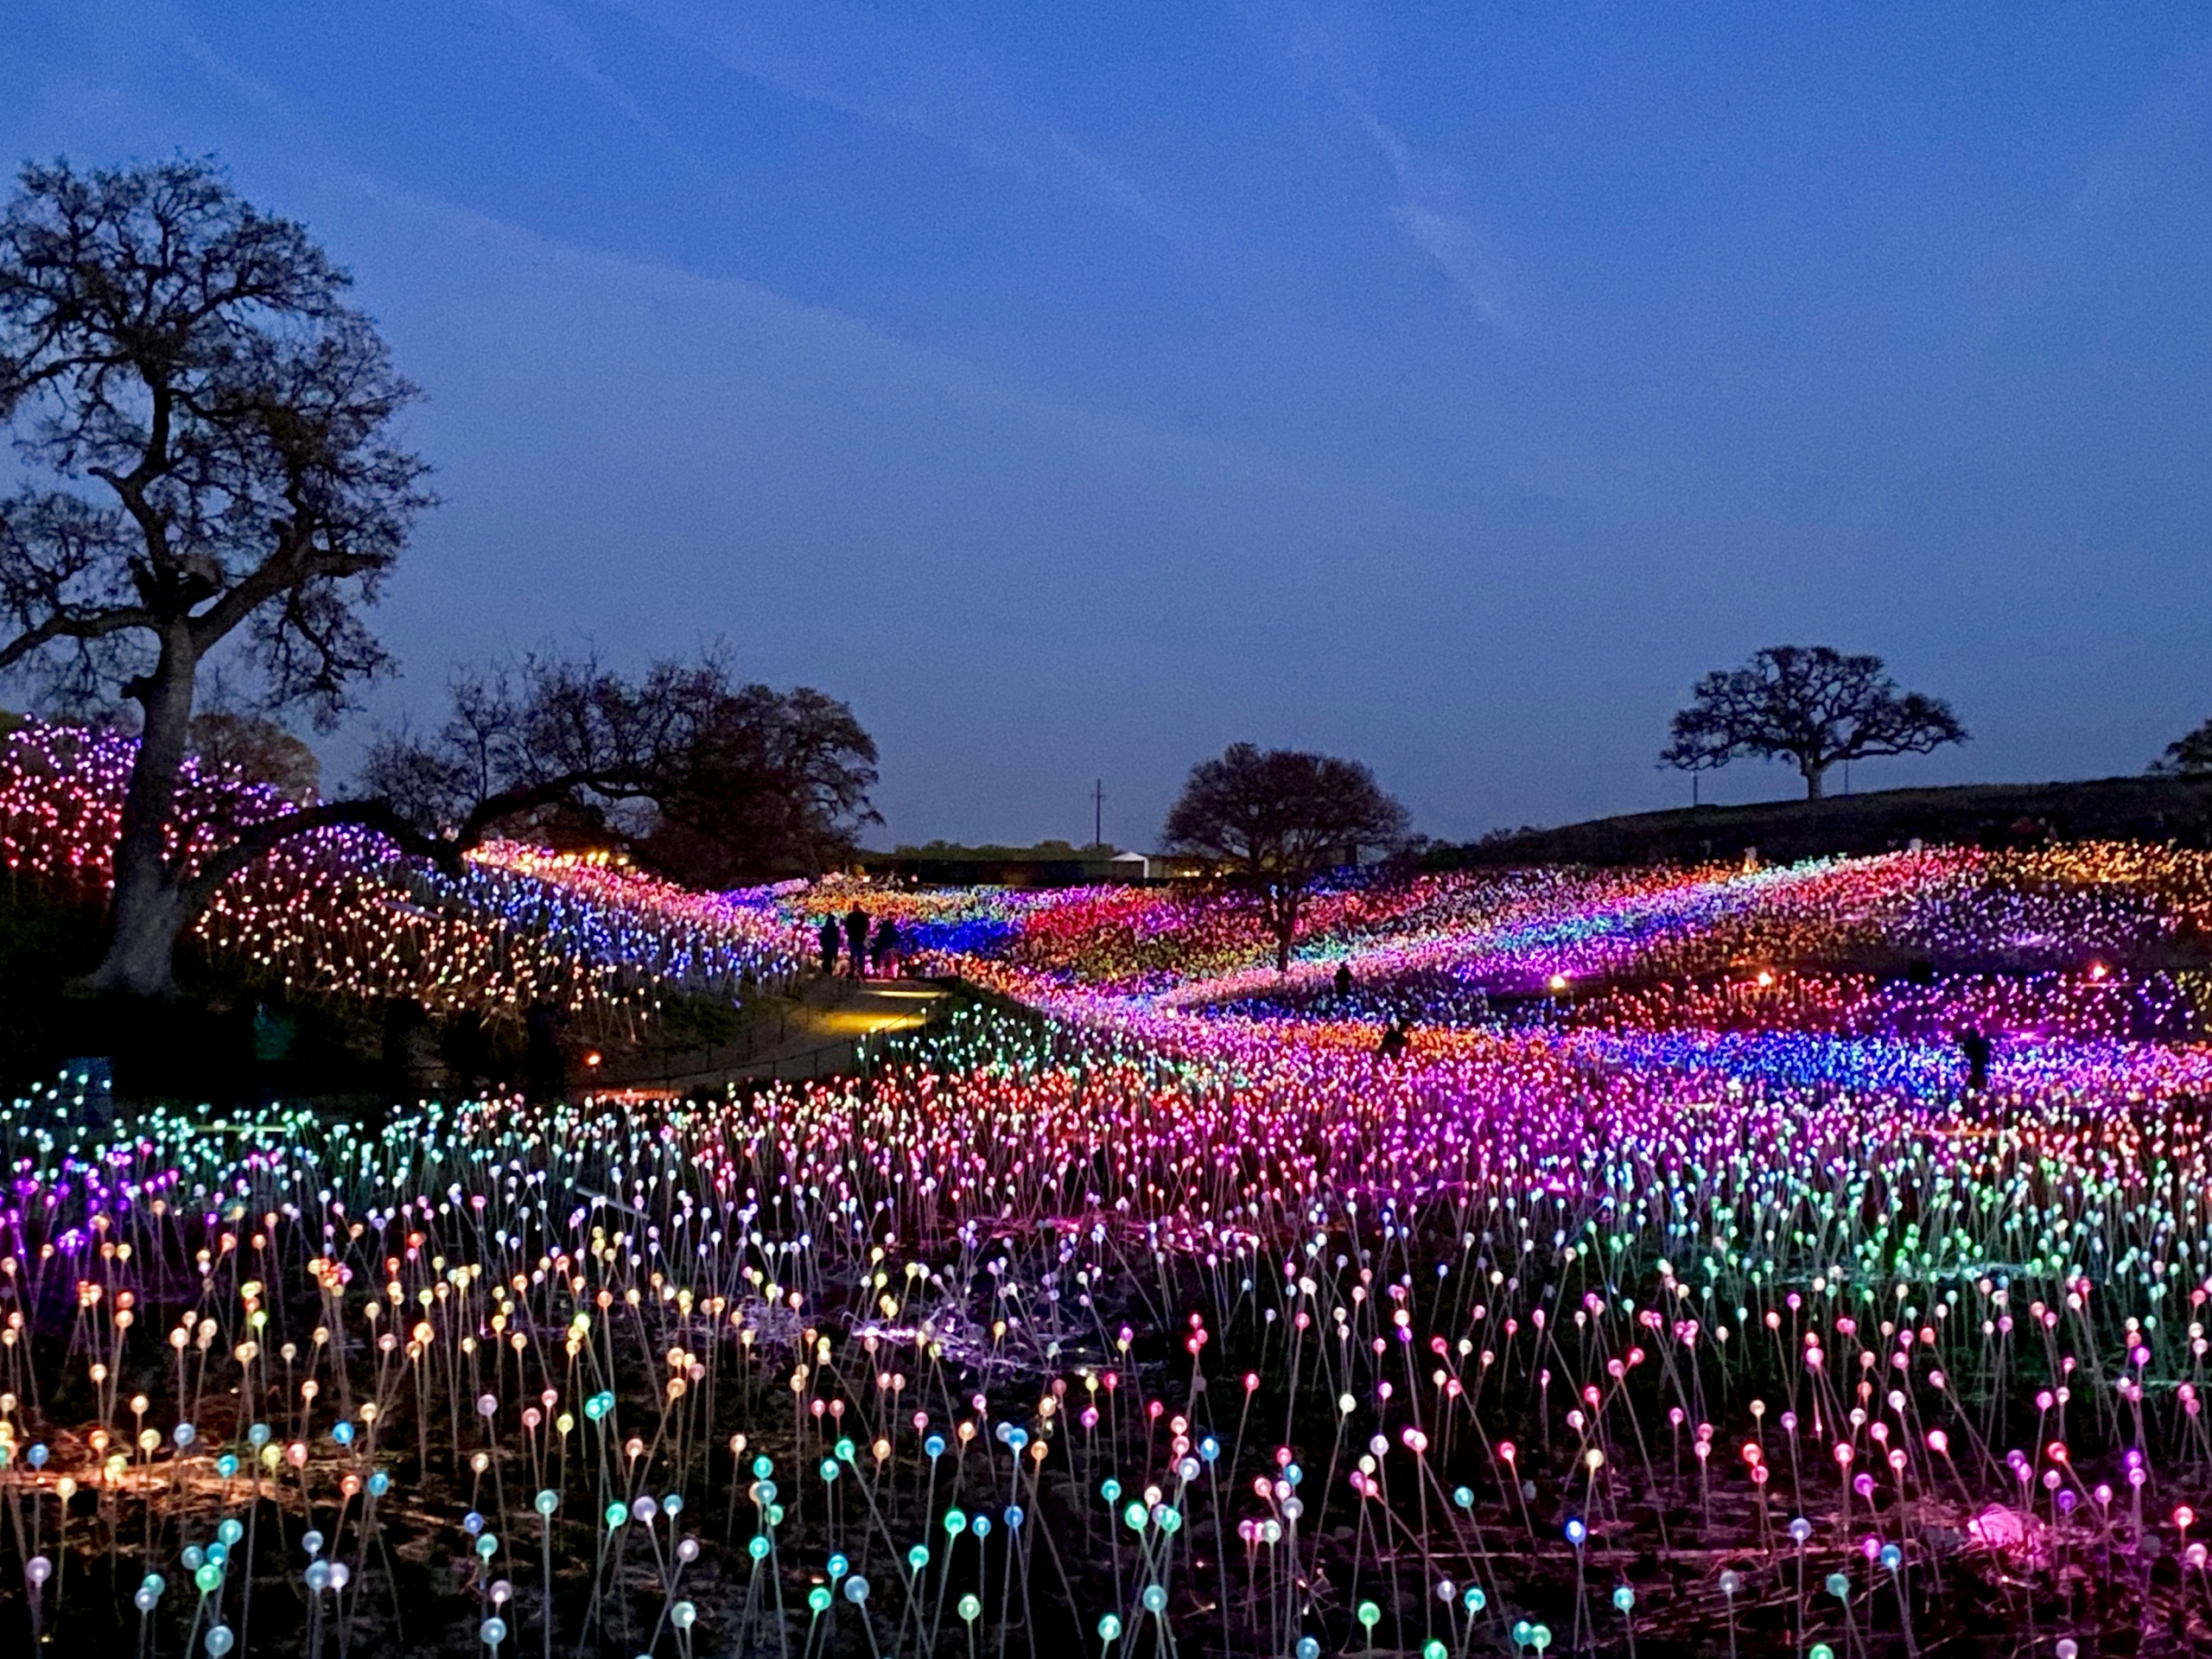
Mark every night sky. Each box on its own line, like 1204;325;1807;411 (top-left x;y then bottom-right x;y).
5;3;2209;847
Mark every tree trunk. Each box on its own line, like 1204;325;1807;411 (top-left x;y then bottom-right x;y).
86;628;200;995
89;878;194;996
1803;766;1825;801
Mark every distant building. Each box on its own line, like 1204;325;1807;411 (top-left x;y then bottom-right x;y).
1137;852;1224;881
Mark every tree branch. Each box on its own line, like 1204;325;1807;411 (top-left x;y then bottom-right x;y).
0;604;159;672
186;538;378;652
454;771;658;850
181;797;465;917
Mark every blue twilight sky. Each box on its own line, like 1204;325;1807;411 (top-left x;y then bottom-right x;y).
4;3;2210;847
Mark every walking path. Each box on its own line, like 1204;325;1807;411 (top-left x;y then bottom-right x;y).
594;973;952;1095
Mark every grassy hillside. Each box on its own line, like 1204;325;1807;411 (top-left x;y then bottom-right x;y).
0;720;811;1104
1431;772;2212;868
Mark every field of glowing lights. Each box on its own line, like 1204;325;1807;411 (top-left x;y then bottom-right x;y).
13;726;2212;1654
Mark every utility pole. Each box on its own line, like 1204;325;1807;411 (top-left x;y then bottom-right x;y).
1093;779;1106;850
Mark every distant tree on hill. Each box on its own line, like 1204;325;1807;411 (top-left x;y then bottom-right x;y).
1662;645;1967;801
0;158;437;993
1163;743;1408;973
2152;718;2212;776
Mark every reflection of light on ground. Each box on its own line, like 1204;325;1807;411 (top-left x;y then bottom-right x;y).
819;1008;931;1035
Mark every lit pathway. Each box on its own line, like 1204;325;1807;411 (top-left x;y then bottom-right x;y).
595;975;951;1094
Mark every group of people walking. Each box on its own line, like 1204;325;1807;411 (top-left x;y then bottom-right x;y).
819;906;905;979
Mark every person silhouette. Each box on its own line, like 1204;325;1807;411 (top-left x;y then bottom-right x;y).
1377;1016;1408;1060
1333;963;1353;1001
873;916;903;978
844;906;871;978
1959;1027;1993;1094
817;913;841;976
523;1001;567;1103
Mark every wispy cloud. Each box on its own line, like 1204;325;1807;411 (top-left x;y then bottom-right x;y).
477;0;711;181
593;0;1168;235
1266;0;1519;330
356;181;1327;508
1357;111;1516;330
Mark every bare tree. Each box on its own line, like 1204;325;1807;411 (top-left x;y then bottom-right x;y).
1661;645;1967;800
360;654;880;888
360;656;723;849
0;158;436;992
1163;743;1408;973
